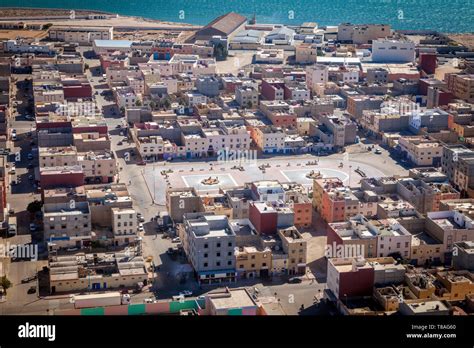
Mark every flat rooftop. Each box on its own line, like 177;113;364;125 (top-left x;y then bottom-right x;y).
209;288;257;310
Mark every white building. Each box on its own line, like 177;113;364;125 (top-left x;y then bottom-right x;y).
375;219;412;258
203;124;251;154
186;92;208;107
4;39;54;54
235;86;259;108
114;87;139;109
372;39;416;63
111;208;138;245
287;86;310;101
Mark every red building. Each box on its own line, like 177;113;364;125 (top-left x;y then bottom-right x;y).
261;79;286;101
419;53;437;75
40;168;85;190
327;258;375;299
249;202;278;235
63;83;93;100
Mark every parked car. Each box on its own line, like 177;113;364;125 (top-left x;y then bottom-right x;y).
137;223;144;232
117;141;123;146
172;237;181;243
374;148;382;155
138;216;145;223
288;277;302;284
9;166;16;174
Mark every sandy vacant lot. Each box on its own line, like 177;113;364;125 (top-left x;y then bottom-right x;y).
448;34;474;50
0;29;48;40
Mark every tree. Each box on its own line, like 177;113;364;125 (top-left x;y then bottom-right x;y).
27;200;43;214
0;276;12;296
213;43;228;61
247;101;253;109
135;100;142;107
84;63;90;71
162;97;171;110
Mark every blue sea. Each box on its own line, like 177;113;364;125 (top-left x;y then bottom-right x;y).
1;0;474;33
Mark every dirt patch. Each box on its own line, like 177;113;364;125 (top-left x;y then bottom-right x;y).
0;8;107;18
0;29;48;40
447;34;474;50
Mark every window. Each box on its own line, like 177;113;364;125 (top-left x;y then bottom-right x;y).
203;263;208;267
204;253;208;258
216;243;221;248
204;243;208;249
216;261;220;267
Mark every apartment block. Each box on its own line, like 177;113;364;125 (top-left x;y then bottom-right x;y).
278;226;307;274
235;85;259;108
327;257;375;300
183;214;237;284
306;64;328;91
337;23;390;44
445;73;474;103
111;207;138;245
398;136;442;166
43;200;91;249
167;187;205;223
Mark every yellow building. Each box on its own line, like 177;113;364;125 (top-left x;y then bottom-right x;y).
398;136;442;166
435;271;474;301
235;246;272;279
278;227;307;275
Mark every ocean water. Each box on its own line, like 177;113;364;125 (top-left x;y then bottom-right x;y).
1;0;474;33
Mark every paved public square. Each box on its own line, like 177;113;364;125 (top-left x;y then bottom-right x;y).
141;153;391;205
